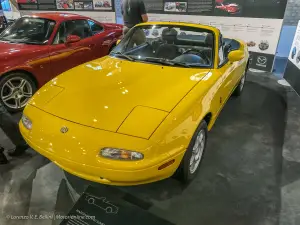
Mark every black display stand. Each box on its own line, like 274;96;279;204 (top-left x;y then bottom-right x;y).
60;185;175;225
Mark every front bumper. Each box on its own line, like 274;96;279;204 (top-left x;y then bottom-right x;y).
22;135;184;185
20;106;185;186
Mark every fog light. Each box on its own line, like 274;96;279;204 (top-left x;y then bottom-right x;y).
100;148;143;160
21;114;32;130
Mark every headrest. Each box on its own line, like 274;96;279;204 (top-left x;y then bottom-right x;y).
205;33;213;46
67;22;76;31
162;28;178;43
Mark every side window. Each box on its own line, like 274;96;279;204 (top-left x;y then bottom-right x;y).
53;22;66;44
53;20;92;45
88;20;103;35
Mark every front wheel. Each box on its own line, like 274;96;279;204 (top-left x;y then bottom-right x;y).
233;72;246;96
176;120;208;183
0;72;37;112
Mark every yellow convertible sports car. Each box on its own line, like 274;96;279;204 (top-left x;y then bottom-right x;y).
20;22;249;186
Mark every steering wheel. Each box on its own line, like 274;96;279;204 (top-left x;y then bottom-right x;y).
182;49;211;65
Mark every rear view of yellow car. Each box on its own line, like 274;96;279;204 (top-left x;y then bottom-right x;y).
20;22;249;186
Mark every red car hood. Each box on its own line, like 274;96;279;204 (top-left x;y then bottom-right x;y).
0;41;49;72
0;41;28;53
0;41;43;56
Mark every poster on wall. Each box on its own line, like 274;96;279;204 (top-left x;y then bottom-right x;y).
143;0;287;19
164;2;187;13
17;0;59;10
74;1;93;10
56;0;74;9
214;0;243;16
20;10;116;22
288;21;300;70
17;0;38;10
17;0;115;11
93;0;112;10
284;20;300;95
243;0;287;19
73;0;93;10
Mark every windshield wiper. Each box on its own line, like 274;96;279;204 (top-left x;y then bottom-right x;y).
170;61;191;68
141;57;190;68
17;41;41;45
113;52;135;61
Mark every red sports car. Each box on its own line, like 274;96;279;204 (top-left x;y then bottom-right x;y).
0;13;122;111
215;2;240;14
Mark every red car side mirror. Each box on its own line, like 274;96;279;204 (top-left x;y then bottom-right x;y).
66;35;81;44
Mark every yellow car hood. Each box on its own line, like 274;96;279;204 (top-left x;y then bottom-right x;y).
30;56;210;132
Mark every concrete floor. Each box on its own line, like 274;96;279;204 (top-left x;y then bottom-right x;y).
0;72;300;225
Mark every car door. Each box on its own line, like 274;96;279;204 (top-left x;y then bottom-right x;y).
87;20;114;58
214;35;237;112
49;19;95;77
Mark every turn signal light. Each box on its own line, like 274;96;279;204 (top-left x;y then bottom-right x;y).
158;159;175;170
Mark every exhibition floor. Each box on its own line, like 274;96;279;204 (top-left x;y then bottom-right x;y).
1;72;300;225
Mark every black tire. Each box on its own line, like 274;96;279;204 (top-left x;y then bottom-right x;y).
0;72;37;112
233;71;246;97
176;120;208;183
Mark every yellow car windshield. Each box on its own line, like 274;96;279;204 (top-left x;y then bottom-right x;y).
111;24;214;68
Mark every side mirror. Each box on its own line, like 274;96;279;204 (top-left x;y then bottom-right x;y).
228;50;244;62
66;35;81;44
116;39;121;45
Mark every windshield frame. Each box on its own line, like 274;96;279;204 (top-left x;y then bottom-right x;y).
111;24;216;69
0;16;56;45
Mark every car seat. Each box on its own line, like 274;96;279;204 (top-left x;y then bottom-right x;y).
203;33;213;63
156;28;180;60
204;33;213;46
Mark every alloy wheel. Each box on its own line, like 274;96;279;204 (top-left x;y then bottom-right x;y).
189;129;206;174
240;73;246;92
1;77;33;109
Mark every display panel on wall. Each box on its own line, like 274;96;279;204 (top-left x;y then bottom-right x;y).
148;14;282;71
144;0;287;19
284;20;300;95
17;0;114;11
20;10;116;22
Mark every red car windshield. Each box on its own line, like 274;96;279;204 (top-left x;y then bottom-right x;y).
0;17;56;45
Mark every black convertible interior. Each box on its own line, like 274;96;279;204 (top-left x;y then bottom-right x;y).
124;27;215;66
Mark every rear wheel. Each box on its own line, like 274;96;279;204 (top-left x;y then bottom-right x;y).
0;72;37;112
176;120;208;183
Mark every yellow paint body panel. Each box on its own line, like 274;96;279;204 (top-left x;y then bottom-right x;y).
117;106;168;139
20;22;249;186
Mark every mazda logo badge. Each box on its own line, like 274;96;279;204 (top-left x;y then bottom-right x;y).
60;126;68;133
257;56;267;65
